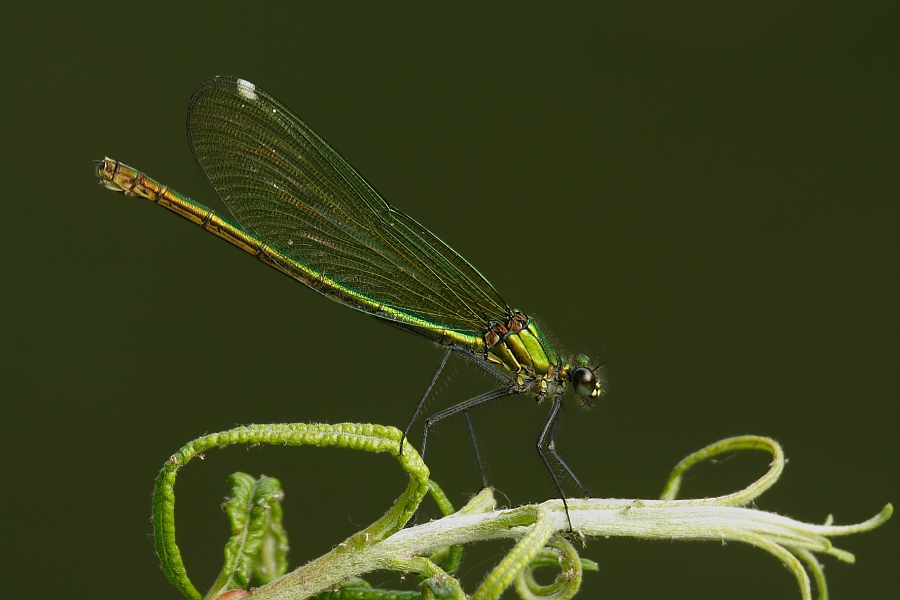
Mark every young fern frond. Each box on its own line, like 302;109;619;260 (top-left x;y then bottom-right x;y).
152;424;891;600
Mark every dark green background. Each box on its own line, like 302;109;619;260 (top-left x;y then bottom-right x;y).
3;3;896;598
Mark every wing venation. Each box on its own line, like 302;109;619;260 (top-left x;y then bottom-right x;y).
187;76;510;333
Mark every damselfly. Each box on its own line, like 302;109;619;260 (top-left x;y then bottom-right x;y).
96;76;605;527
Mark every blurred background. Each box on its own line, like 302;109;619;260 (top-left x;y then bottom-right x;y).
2;3;896;598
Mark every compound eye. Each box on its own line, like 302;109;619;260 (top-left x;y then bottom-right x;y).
572;367;596;397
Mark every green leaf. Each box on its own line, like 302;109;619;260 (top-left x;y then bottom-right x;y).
207;473;288;597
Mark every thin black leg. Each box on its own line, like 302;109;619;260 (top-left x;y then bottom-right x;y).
407;385;515;527
463;410;488;488
447;346;517;485
536;394;577;531
421;386;516;463
401;346;453;455
547;406;591;498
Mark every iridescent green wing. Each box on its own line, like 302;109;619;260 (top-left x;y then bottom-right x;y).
187;76;509;334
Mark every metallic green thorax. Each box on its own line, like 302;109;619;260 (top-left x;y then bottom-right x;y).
96;159;561;386
483;311;560;387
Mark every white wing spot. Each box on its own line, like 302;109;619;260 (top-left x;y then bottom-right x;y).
236;79;258;101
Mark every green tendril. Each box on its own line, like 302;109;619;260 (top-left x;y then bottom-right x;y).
152;423;430;599
151;426;890;600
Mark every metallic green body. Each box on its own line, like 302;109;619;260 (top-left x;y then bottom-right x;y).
96;76;604;412
97;76;605;531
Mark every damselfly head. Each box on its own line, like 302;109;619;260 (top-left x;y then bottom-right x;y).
568;354;605;409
